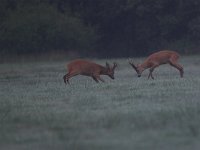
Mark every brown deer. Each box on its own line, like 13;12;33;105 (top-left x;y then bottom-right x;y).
129;50;184;79
63;59;117;84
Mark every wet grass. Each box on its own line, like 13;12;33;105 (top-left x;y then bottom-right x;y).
0;55;200;150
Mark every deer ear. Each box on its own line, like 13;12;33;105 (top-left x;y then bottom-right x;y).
106;62;110;68
112;62;117;70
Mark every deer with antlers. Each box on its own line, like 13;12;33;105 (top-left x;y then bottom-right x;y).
129;50;184;79
63;59;117;84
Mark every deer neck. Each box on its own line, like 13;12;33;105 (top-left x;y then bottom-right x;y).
100;66;108;75
141;61;151;70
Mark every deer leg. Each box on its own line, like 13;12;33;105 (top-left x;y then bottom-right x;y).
65;74;70;84
148;64;159;79
148;71;154;79
169;62;184;77
64;72;79;84
96;75;105;82
150;70;155;79
92;76;99;83
63;74;68;84
63;73;71;84
148;69;154;79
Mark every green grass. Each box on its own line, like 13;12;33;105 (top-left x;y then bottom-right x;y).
0;56;200;150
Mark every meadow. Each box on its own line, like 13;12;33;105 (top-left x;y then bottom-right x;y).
0;55;200;150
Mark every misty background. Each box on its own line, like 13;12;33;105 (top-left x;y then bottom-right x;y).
0;0;200;59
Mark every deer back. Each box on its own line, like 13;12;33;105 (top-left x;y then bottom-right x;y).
67;59;103;75
146;50;180;65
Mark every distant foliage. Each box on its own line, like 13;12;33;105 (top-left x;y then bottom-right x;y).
0;0;200;57
0;2;97;55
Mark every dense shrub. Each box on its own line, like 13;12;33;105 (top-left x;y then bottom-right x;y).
0;4;97;55
0;0;200;57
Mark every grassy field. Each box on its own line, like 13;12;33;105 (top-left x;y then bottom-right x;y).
0;55;200;150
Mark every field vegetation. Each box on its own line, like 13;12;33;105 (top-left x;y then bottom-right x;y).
0;55;200;150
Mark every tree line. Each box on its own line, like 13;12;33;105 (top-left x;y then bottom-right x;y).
0;0;200;57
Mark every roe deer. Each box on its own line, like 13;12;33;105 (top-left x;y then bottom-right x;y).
63;59;117;84
129;50;184;79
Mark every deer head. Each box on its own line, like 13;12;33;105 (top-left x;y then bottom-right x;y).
105;62;117;79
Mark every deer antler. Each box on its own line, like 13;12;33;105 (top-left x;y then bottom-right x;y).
128;59;139;73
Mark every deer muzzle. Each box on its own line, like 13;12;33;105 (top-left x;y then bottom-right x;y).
109;75;115;79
